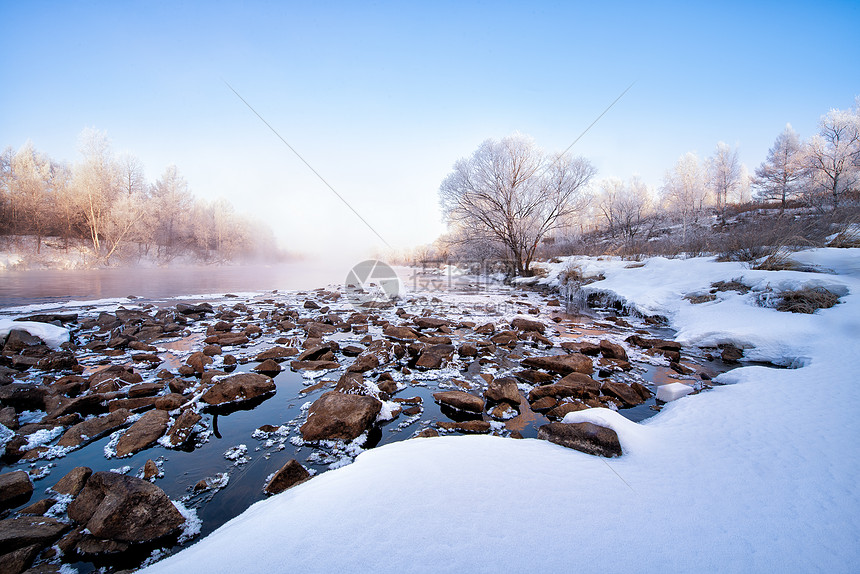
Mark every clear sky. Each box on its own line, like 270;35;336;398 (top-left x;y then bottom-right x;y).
1;1;858;262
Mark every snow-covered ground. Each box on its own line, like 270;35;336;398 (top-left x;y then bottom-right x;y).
144;248;860;574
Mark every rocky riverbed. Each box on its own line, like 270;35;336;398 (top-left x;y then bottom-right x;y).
0;282;736;573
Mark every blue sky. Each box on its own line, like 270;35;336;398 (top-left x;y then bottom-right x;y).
1;1;858;260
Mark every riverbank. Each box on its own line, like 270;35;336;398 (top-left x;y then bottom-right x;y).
0;248;858;573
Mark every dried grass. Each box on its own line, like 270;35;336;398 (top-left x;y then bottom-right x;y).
711;279;750;294
776;287;840;314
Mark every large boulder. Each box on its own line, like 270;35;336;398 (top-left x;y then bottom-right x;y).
67;472;184;543
521;353;593;375
57;409;132;448
115;409;170;457
537;422;622;457
201;373;275;406
433;391;484;413
0;471;32;510
264;459;310;495
300;391;381;442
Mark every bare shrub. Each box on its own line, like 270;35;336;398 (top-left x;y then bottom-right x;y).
711;279;750;294
776;287;840;313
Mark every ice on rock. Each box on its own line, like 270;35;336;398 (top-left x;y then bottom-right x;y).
656;382;694;402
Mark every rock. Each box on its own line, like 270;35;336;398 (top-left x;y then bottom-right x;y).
3;330;43;353
721;344;743;363
528;374;600;402
255;346;298;361
263;459;310;495
18;498;56;516
600;381;644;407
201;373;275;406
490;331;518;346
253;359;282;375
457;343;478;358
488;403;518;420
186;352;212;374
474;323;495;335
107;397;156;413
68;471;184;543
437;420;491;433
547;401;590;419
303;300;320;309
630;381;652;401
513;369;556;385
143;459;160;480
202;344;222;356
305;322;336;338
0;384;49;412
296;345;335;362
415;428;439;438
484;377;521;405
290;360;340;371
49;466;92;496
537;422;622;457
57;409;131;448
0;471;33;510
334;372;374;396
87;364;141;387
0;543;43;573
560;341;601;355
625;335;681;352
0;406;18;429
413;317;449;330
433;391;484;413
416;344;455;369
0;515;69;554
128;382;163;398
154;393;186;411
382;324;421;341
341;345;364;357
529;396;558;412
599;340;628;361
511;317;545;333
521;353;593;375
164;410;202;447
299;392;382;442
36;351;78;371
347;352;379;373
115;409;170;457
74;534;130;557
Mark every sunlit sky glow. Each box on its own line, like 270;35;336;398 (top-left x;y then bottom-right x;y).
2;1;858;262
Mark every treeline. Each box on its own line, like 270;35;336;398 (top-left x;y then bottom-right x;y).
404;97;860;269
0;128;280;265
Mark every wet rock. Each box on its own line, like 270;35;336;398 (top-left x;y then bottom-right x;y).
560;341;601;355
433;391;484;413
416;344;455;369
253;359;282;375
415;428;439;438
547;402;590;419
154;393;186;411
115;409;170;457
721;344;743;363
631;381;652;401
212;333;249;347
186;352;213;374
600;381;644;407
511;317;545;333
529;373;600;402
255;346;299;361
57;409;131;448
341;345;364;357
625;335;681;352
290;360;340;371
300;391;382;442
599;340;628;361
18;498;56;516
437;420;491;433
201;373;275;406
0;471;33;510
538;422;622;457
513;369;555;385
347;352;379;373
484;377;521;406
164;409;202;448
127;382;163;398
382;324;421;341
529;396;558;412
0;515;69;555
49;466;92;496
521;353;593;375
68;471;184;543
263;459;310;495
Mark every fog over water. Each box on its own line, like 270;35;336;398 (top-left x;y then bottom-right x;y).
0;260;385;308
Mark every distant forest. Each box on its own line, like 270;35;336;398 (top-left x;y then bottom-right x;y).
0;128;281;265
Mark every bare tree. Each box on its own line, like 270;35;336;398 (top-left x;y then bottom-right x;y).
151;165;193;261
596;176;651;243
73;128;119;255
806;105;860;210
753;124;809;209
661;152;709;243
706;142;741;214
439;134;595;275
10;142;53;252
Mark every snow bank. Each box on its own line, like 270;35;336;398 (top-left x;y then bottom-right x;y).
145;249;860;574
0;319;70;348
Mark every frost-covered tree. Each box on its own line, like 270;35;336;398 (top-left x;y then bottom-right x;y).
661;152;709;243
706;142;741;213
73;128;120;255
151;165;193;261
11;142;54;252
596;176;651;242
806;104;860;210
753;124;809;209
439;133;595;275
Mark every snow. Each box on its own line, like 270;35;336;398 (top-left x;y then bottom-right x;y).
655;382;694;402
0;319;70;349
0;423;14;456
143;248;860;574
